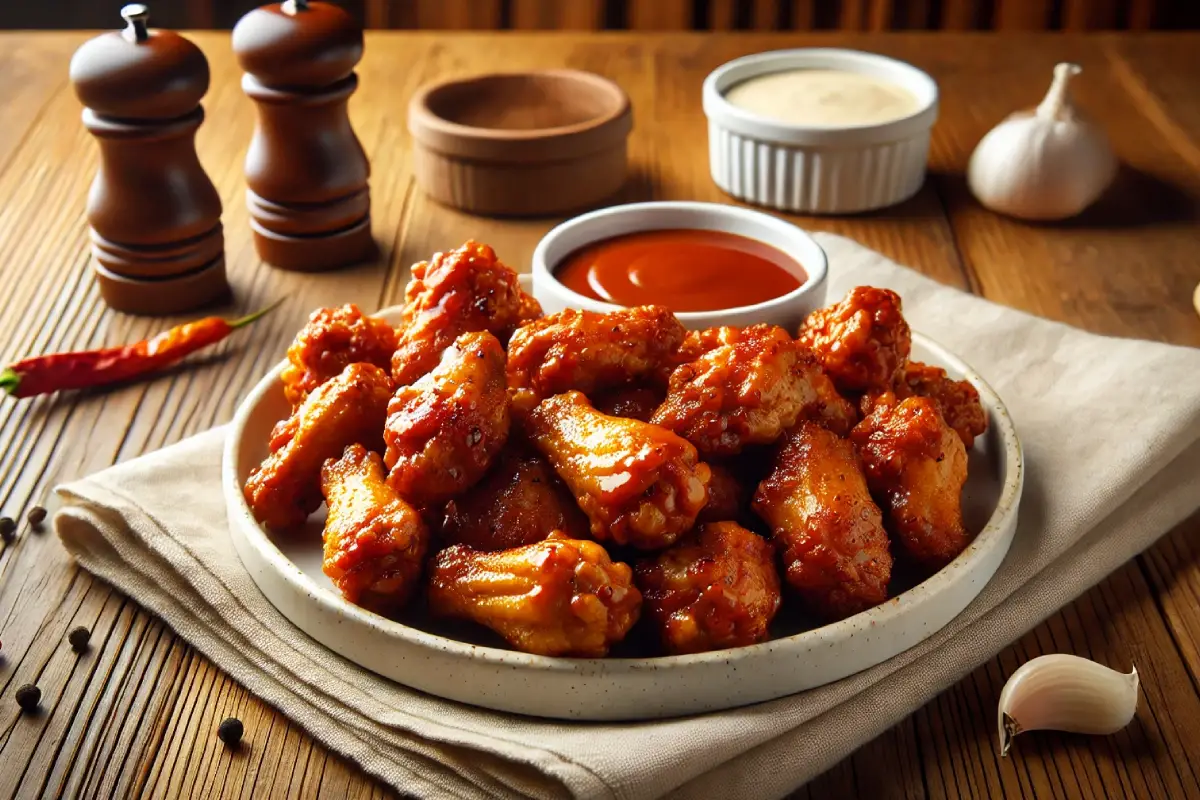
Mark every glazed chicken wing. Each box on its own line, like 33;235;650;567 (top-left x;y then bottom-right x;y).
505;305;686;416
428;533;642;657
591;383;666;423
245;363;393;530
893;362;987;449
752;422;892;621
527;391;711;550
799;286;912;393
696;461;750;525
392;241;541;386
280;304;398;407
635;522;781;654
320;444;429;615
650;324;852;455
851;396;970;569
442;448;589;551
384;330;510;506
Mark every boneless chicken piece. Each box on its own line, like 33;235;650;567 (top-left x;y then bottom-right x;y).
505;305;686;416
427;533;642;657
441;448;589;551
635;522;781;654
527;391;711;550
391;241;541;386
384;330;510;507
753;422;893;621
320;444;429;615
851;396;971;569
799;286;912;393
280;304;398;407
651;324;851;455
245;363;394;530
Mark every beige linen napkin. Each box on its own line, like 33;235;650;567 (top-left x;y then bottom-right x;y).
56;234;1200;800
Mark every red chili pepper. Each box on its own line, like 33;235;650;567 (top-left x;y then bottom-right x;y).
0;300;283;399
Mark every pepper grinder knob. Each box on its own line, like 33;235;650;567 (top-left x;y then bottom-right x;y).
121;4;151;42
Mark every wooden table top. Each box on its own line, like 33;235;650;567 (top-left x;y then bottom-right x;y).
0;29;1197;799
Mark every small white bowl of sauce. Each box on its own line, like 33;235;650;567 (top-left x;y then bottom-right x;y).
703;48;938;213
531;200;827;330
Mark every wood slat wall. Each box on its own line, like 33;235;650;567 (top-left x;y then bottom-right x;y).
1;0;1196;30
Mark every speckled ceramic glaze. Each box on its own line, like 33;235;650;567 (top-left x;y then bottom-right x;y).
224;291;1023;721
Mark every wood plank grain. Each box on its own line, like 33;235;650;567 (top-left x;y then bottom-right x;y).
1064;0;1121;29
994;0;1054;29
0;29;1196;800
511;0;605;29
940;0;983;28
627;0;692;30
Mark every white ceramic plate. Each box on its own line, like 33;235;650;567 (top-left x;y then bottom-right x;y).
223;303;1022;721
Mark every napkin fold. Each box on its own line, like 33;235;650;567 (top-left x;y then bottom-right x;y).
56;235;1200;800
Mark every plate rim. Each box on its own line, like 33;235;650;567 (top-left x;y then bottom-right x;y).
222;306;1024;677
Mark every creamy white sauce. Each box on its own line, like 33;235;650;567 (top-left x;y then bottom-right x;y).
724;69;919;127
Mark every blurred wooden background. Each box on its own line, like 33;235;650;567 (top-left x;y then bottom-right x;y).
5;0;1199;31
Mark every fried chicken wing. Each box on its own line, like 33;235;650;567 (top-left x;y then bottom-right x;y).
807;362;859;436
634;522;780;654
391;241;540;386
752;422;892;621
280;304;398;407
696;461;749;525
527;391;711;550
799;286;912;393
651;324;849;455
384;330;510;506
505;305;686;416
442;448;589;551
851;396;970;569
320;444;429;614
245;363;394;530
428;533;642;657
890;362;988;449
591;383;666;423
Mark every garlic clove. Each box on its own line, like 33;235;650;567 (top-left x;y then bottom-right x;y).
998;654;1139;757
967;63;1117;221
1193;281;1200;319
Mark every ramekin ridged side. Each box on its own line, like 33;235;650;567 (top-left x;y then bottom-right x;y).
703;49;939;214
709;123;931;213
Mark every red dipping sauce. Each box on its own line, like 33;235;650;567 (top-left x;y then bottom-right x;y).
555;229;804;313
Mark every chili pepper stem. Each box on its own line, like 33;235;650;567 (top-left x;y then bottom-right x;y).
230;298;286;330
0;369;19;396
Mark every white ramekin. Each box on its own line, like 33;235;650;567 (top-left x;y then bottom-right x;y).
530;200;827;331
703;49;939;214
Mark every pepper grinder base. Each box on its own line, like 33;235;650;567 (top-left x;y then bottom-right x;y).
94;257;231;316
249;216;376;272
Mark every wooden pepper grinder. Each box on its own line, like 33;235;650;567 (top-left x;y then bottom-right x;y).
69;4;230;315
232;0;375;272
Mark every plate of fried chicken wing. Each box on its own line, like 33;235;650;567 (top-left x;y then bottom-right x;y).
224;240;1022;720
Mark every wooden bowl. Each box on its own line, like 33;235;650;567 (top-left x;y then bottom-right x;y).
408;70;632;217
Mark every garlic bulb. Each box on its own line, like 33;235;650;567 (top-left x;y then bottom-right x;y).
968;63;1117;220
998;654;1139;757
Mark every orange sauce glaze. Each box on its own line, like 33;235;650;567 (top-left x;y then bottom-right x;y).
554;229;805;313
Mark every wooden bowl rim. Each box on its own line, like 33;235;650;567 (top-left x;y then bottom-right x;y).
407;69;632;163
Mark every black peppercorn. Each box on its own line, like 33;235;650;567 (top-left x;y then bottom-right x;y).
15;684;40;713
218;717;243;747
68;627;91;653
27;506;46;528
0;517;14;543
